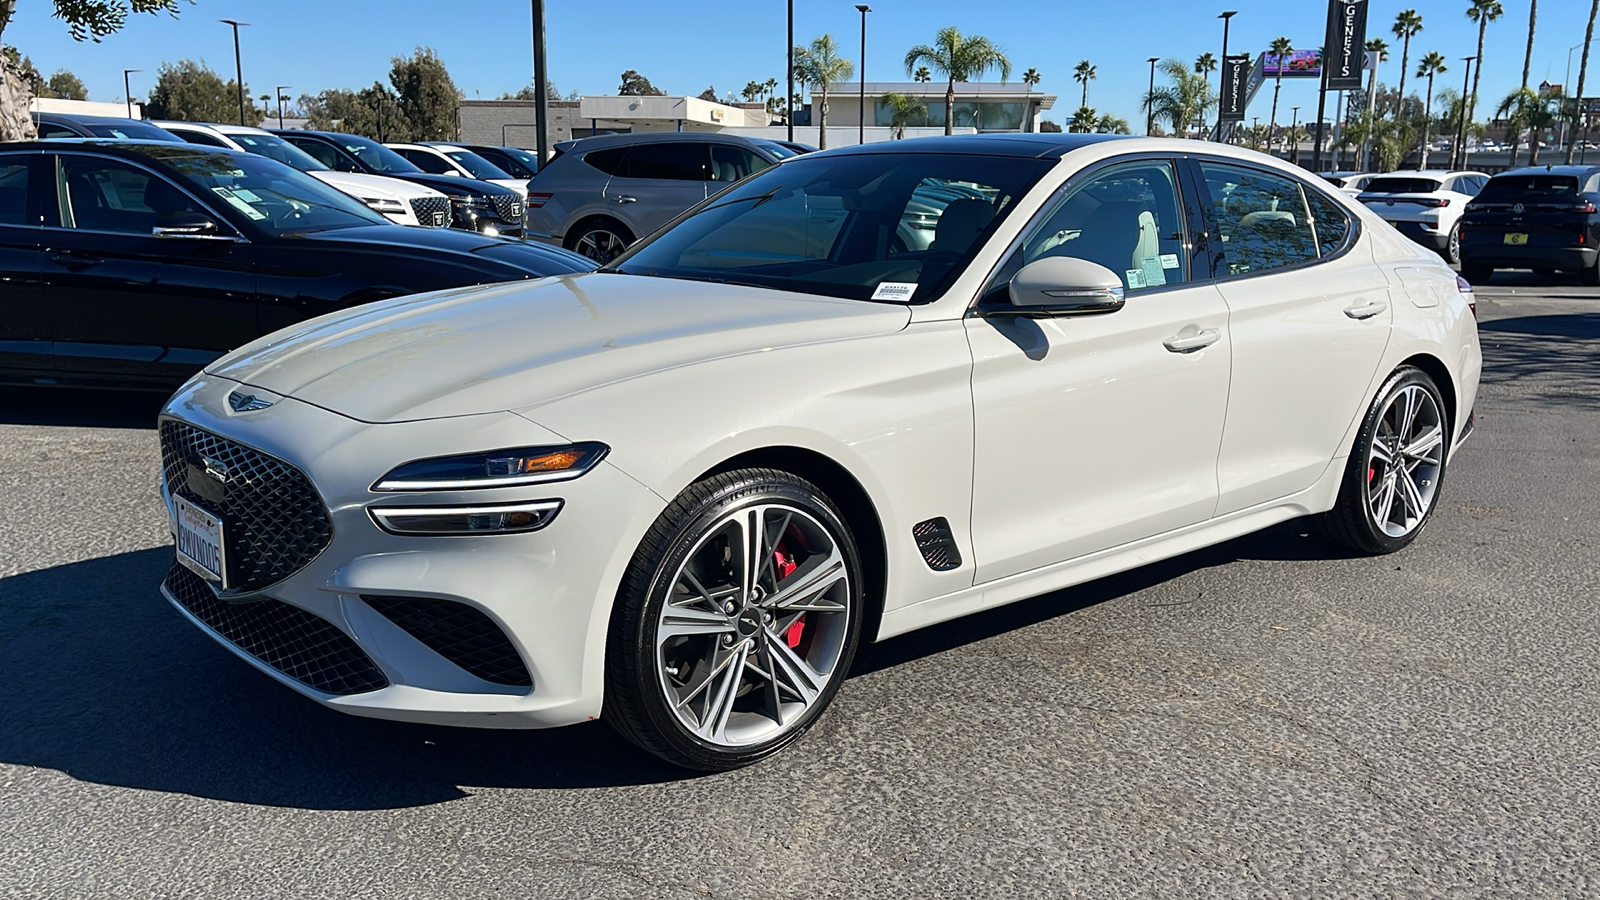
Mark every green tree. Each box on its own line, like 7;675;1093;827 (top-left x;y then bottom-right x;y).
1392;10;1423;108
34;67;86;99
1498;86;1562;164
741;80;763;103
913;65;930;83
1569;0;1599;163
880;90;926;138
1416;51;1448;167
1464;0;1504;154
389;47;458;141
1507;0;1537;166
697;85;718;102
1095;113;1131;135
1021;67;1040;89
1268;37;1292;141
618;69;664;96
1067;105;1096;132
145;59;260;124
500;81;561;101
1194;52;1217;134
1072;59;1095;108
1038;118;1062;133
793;33;852;149
903;26;1011;135
1144;58;1215;138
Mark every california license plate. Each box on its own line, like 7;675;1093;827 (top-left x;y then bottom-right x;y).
1504;233;1529;245
175;495;227;587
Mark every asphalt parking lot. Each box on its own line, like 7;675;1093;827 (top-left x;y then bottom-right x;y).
1;277;1596;899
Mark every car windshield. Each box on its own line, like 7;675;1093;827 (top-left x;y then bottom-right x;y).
499;147;541;173
1364;177;1442;194
1477;174;1582;200
608;151;1053;304
440;148;513;180
336;135;422;175
153;150;390;234
227;132;330;172
84;121;183;142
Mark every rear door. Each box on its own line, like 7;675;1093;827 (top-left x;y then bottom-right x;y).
41;152;261;387
0;152;50;376
603;141;710;236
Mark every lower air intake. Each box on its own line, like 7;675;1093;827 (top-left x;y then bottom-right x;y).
912;517;962;572
362;595;533;688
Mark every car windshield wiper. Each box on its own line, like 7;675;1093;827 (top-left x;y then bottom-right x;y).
700;189;779;213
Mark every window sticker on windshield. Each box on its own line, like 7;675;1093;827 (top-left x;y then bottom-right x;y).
1126;269;1148;289
211;186;268;220
1160;253;1180;269
871;281;918;302
231;188;263;203
1141;257;1167;287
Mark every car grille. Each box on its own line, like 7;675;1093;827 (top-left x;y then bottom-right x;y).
362;595;533;687
410;195;451;228
160;420;333;593
491;194;525;223
165;563;388;696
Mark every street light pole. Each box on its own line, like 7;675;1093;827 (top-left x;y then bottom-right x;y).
786;0;795;142
1454;56;1476;169
531;0;550;162
856;5;870;145
220;19;249;126
275;85;291;129
122;69;140;119
1565;43;1583;150
1217;10;1237;141
1290;105;1299;163
1146;56;1159;135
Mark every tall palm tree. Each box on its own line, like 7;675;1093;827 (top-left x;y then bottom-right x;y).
904;26;1012;135
1417;51;1448;168
1392;10;1424;108
880;90;927;138
1194;53;1217;136
1568;0;1598;163
1268;37;1293;147
1505;0;1537;166
793;34;854;149
1068;105;1097;133
1145;58;1216;139
1361;38;1389;168
1022;67;1041;90
914;66;931;83
1073;59;1096;108
1466;0;1505;130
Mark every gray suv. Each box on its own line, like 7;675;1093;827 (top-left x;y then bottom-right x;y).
526;133;788;262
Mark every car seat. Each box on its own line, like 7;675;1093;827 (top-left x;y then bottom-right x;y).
931;198;995;253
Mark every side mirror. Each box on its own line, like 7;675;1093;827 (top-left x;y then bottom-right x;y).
1006;256;1126;316
152;211;220;238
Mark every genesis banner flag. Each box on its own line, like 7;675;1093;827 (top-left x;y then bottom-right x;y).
1219;54;1251;122
1324;0;1369;90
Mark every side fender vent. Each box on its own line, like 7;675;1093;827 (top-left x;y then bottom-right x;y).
912;517;962;572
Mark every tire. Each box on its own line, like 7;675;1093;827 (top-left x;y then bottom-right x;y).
1443;222;1462;265
1314;366;1450;555
604;468;865;770
1460;264;1493;285
564;218;634;264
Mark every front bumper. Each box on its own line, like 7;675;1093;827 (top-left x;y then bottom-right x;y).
451;206;526;238
157;374;665;728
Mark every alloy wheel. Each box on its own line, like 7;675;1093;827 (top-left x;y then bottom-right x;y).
654;503;852;748
574;228;628;263
1447;224;1461;265
1365;384;1445;538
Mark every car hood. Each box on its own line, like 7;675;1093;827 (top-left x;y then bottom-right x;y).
310;170;444;201
284;225;593;272
207;273;911;423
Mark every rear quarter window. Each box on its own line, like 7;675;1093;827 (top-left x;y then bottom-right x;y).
583;147;629;176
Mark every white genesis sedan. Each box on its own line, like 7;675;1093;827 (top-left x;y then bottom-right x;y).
158;135;1482;770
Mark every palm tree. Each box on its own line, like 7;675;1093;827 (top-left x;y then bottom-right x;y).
1144;58;1216;139
1073;59;1096;109
1392;10;1424;107
1499;86;1562;163
741;81;763;103
904;26;1012;135
1466;0;1505;130
1022;67;1041;90
1194;53;1218;137
1268;37;1292;147
1568;0;1598;163
793;34;854;149
1095;113;1131;135
1506;0;1537;166
914;66;931;83
1360;39;1389;168
880;90;927;139
1417;51;1448;168
1068;106;1097;133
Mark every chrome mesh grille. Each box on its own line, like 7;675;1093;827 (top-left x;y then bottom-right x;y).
491;194;525;223
409;195;451;227
160;420;333;592
165;563;388;696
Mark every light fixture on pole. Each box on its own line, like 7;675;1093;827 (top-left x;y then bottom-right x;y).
275;84;291;129
786;0;795;142
1147;57;1159;135
219;19;250;126
122;68;141;119
531;0;550;162
1454;56;1476;169
1217;10;1237;141
856;5;871;145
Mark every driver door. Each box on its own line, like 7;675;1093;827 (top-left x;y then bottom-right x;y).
965;158;1233;582
41;152;260;386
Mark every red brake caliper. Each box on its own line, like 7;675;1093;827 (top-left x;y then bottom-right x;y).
773;542;804;648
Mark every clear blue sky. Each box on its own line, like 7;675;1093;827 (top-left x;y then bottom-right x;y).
5;0;1597;127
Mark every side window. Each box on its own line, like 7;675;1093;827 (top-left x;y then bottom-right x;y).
36;124;80;140
56;156;199;235
0;160;29;226
626;142;709;181
287;138;339;169
1301;185;1353;257
583;147;630;176
177;131;231;148
1012;159;1190;293
708;145;770;183
397;148;454;175
1198;161;1318;277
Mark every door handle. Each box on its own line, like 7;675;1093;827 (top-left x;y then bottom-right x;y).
49;252;104;270
1163;327;1221;353
1343;299;1389;320
612;195;637;204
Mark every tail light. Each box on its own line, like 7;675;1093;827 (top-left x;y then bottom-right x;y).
1457;275;1476;319
1422;198;1449;208
1572;202;1598;213
526;192;553;209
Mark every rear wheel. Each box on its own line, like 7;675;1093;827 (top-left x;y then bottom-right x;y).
1441;223;1462;265
1315;366;1449;555
564;218;634;264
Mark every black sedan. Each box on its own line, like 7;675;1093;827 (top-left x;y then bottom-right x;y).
272;131;528;237
32;112;184;142
1459;165;1600;284
0;141;593;391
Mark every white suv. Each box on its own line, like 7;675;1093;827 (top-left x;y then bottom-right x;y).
157;122;451;228
1358;169;1488;264
384;142;530;199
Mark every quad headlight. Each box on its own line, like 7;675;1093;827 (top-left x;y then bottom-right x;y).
372;442;609;491
369;499;563;535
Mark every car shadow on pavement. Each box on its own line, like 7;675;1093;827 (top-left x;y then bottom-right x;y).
0;388;166;429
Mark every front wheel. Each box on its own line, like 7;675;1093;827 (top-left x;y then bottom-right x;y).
1314;367;1450;555
604;468;865;770
1443;222;1462;265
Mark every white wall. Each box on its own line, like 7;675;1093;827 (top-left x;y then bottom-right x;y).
30;97;142;118
725;125;978;147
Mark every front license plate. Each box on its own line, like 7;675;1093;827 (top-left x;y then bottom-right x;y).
1504;232;1529;245
175;495;227;587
